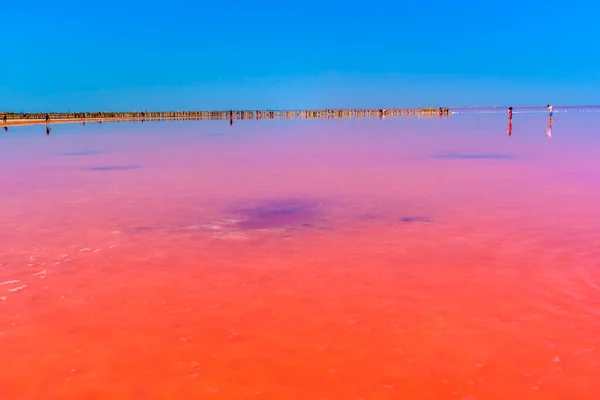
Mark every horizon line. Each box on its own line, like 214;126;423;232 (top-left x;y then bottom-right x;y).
2;105;600;114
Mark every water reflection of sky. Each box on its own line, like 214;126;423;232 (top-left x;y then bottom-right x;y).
1;109;600;400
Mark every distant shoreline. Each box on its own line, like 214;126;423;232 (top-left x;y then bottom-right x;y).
0;107;449;127
2;106;598;128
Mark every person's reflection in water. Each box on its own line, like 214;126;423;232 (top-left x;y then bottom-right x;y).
46;125;51;136
3;126;7;132
546;120;553;139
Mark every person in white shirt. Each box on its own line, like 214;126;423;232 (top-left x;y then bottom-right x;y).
547;104;554;121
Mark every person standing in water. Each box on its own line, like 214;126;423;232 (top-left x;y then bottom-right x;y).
547;104;554;122
508;107;513;121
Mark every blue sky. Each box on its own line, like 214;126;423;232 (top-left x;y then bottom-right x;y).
2;0;599;111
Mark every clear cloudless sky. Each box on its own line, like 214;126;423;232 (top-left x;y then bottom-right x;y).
2;0;599;111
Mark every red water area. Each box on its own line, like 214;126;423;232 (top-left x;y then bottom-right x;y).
1;113;600;399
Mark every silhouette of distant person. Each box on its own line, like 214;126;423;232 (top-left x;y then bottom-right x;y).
508;106;513;121
2;114;6;124
546;120;553;138
508;120;512;136
45;113;50;124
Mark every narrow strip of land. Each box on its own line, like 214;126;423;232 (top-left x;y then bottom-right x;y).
1;108;449;127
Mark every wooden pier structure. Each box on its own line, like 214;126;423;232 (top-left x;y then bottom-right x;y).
1;107;450;127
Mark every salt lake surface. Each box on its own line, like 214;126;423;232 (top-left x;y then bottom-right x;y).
1;110;599;399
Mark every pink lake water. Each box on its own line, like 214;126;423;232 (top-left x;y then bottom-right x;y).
1;109;600;399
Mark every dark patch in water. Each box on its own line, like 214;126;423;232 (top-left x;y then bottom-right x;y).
233;198;321;230
399;217;432;223
60;150;108;156
431;153;514;160
86;165;141;171
133;226;159;231
362;215;379;220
